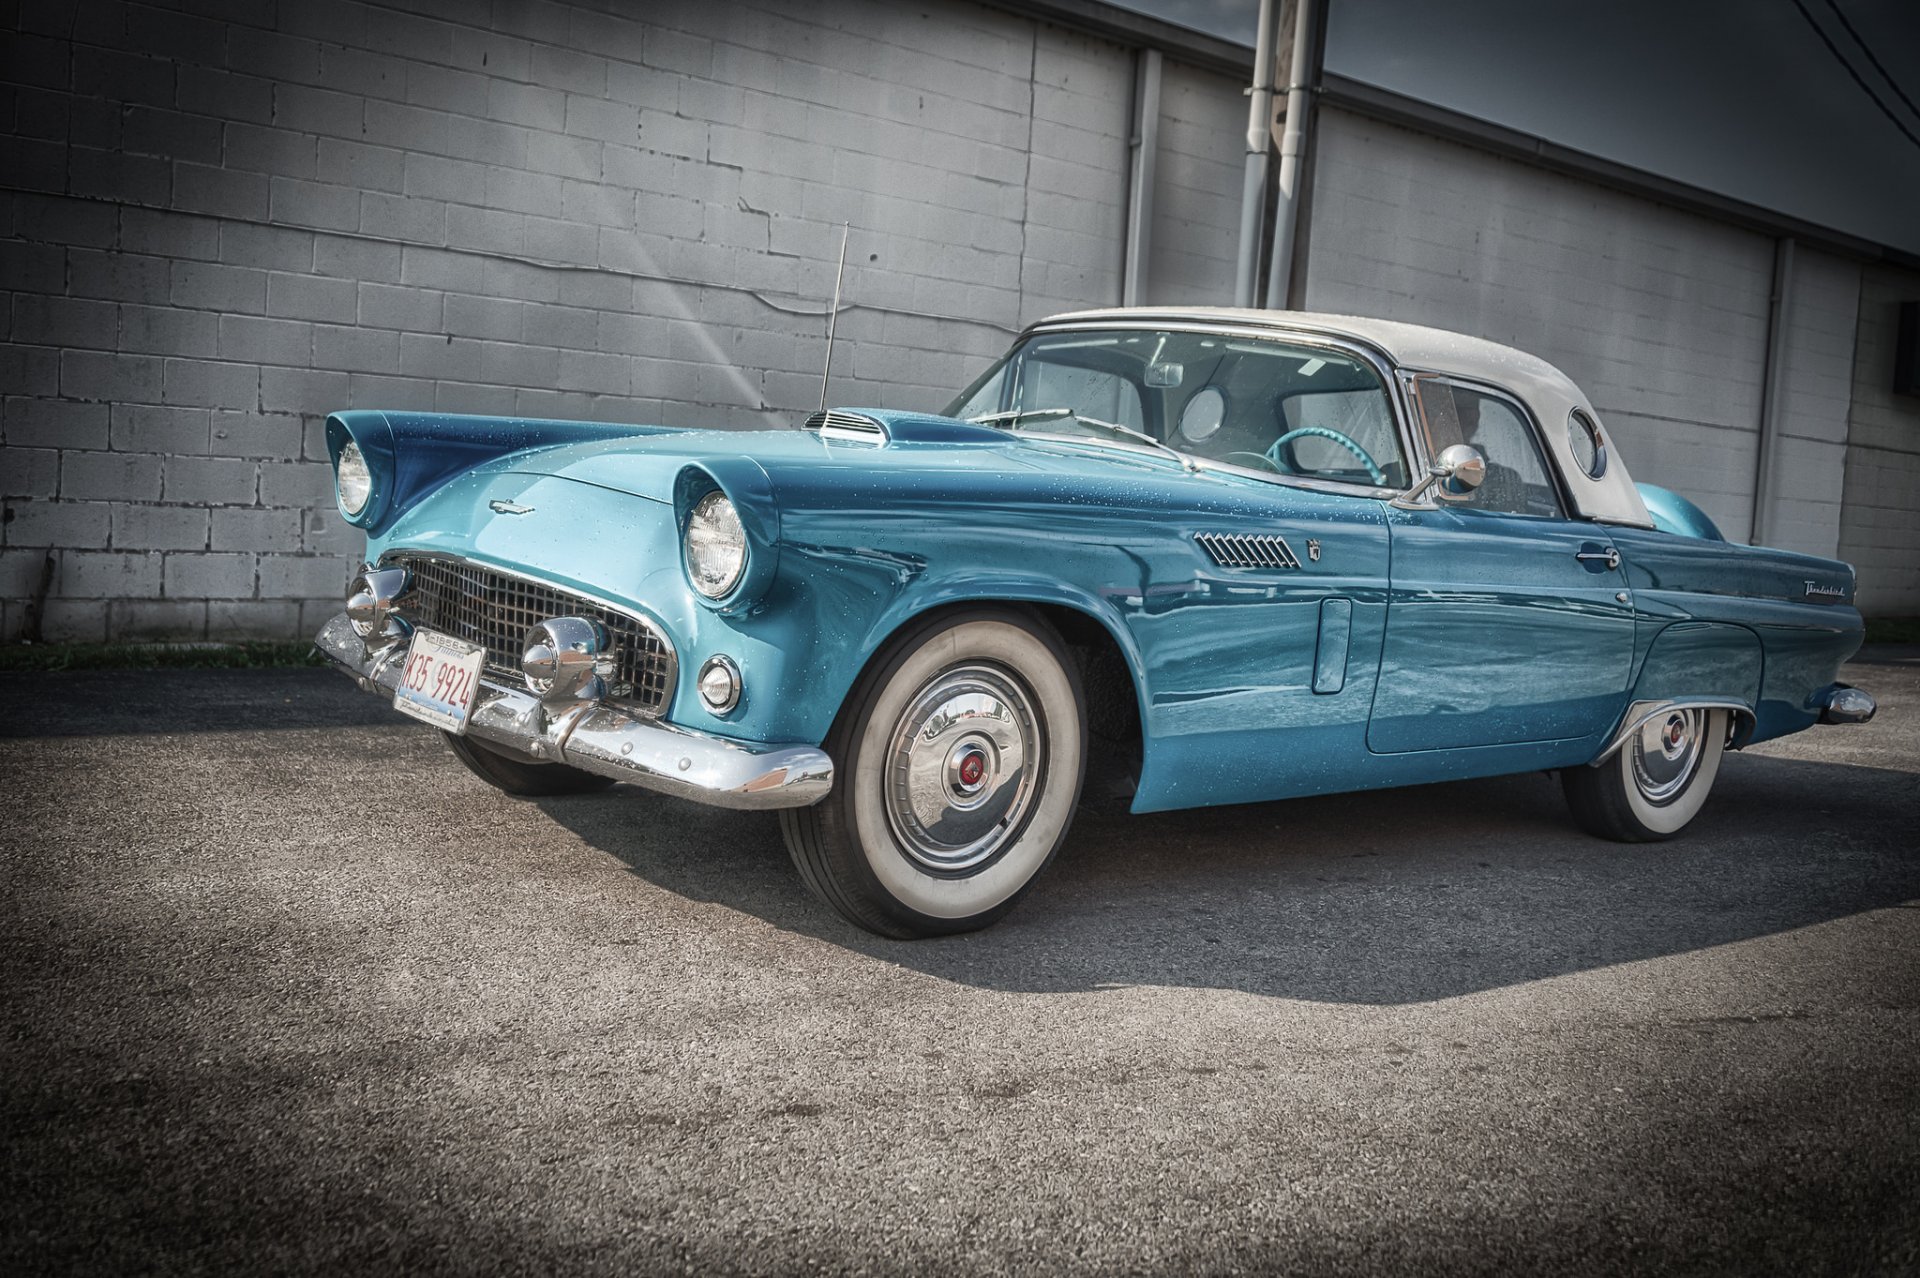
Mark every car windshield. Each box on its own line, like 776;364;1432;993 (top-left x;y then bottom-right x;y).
944;329;1409;490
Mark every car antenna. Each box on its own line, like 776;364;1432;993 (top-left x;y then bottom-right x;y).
818;222;850;413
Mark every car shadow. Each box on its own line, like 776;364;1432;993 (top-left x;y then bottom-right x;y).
538;749;1920;1005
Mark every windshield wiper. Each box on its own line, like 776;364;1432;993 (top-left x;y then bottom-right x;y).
968;407;1186;463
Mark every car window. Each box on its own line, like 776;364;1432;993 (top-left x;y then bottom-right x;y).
943;330;1408;489
1415;380;1561;517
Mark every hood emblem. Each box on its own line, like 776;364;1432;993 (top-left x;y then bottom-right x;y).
489;500;535;516
1307;538;1321;562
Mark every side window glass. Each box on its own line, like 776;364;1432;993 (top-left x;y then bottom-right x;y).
1417;381;1561;517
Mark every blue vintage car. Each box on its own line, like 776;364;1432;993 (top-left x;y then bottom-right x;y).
316;308;1876;937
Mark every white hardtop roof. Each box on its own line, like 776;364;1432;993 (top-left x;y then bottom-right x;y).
1034;307;1654;528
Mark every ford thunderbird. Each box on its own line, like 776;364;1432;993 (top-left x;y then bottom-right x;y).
316;308;1876;937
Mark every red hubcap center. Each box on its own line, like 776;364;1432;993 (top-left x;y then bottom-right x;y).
959;753;985;786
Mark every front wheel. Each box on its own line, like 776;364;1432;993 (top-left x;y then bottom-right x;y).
1561;707;1729;841
780;608;1087;938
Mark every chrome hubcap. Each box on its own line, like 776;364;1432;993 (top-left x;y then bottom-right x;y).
884;663;1042;873
1630;708;1704;805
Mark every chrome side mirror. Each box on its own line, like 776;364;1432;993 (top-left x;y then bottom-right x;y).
1391;443;1487;508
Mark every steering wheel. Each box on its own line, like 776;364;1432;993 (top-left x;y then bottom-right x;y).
1223;450;1280;471
1266;426;1387;485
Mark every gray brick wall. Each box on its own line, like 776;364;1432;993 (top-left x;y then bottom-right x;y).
1;0;1150;642
1838;264;1920;615
1761;247;1858;561
1304;108;1778;542
1144;59;1242;303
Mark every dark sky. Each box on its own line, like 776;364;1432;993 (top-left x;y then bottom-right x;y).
1108;0;1920;256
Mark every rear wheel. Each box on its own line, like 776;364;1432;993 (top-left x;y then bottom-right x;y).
442;731;615;797
1562;707;1729;841
780;608;1086;938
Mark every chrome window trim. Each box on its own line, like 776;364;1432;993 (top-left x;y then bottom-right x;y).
1014;318;1419;502
1567;406;1608;480
378;549;678;717
1394;369;1575;518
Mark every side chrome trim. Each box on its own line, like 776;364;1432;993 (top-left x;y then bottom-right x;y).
315;613;832;810
1590;698;1755;767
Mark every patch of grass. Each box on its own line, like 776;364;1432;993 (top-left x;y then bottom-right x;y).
0;641;326;673
1864;617;1920;645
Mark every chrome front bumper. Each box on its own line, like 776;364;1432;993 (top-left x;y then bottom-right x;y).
315;613;833;810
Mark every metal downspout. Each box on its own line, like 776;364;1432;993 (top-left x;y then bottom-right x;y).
1264;0;1319;309
1233;0;1282;307
1122;48;1162;306
1750;236;1795;546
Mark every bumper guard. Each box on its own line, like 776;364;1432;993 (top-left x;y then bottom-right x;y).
315;613;833;810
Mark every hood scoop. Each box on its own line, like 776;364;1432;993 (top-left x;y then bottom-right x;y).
802;407;1008;447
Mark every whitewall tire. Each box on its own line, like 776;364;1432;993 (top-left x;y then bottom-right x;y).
1562;707;1729;841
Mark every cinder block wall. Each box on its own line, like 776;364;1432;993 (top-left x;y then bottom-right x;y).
1839;264;1920;615
0;0;1152;643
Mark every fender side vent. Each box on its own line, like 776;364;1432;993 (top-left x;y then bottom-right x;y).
1196;532;1302;570
803;409;887;444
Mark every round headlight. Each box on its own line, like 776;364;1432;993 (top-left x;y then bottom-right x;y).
337;440;373;516
685;491;747;598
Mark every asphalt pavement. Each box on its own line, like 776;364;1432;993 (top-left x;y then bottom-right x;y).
3;653;1917;1274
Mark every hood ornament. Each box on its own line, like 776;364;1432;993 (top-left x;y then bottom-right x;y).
489;500;535;516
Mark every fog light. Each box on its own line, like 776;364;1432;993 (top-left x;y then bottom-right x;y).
345;566;411;638
522;617;611;701
697;655;742;713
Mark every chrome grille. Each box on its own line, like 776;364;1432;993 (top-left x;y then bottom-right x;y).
1194;532;1303;570
386;553;674;714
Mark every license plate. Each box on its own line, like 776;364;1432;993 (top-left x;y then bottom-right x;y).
392;628;486;733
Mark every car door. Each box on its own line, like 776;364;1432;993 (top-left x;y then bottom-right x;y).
1368;376;1635;754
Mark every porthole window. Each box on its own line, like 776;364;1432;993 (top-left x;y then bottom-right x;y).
1178;386;1226;442
1568;408;1607;479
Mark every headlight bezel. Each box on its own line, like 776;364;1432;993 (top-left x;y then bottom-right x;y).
684;489;749;600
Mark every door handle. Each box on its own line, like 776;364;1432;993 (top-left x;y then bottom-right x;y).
1575;547;1621;570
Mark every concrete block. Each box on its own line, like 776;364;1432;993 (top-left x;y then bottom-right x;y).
532;43;607;95
209;409;303;460
4;498;110;550
404;152;488;205
480;257;559;303
120;208;218;262
258;552;348;598
346;374;437;411
269;177;361;233
71;47;174;106
112;504;210;551
442;114;528;167
0;345;62;398
360;191;446;245
484;165;564;217
37;598;110;641
448;204;527;255
207;598;300;639
109;598;208;640
434;379;520;415
451;26;531;83
176;68;275;124
258;459;333;508
13;295;117;350
558;349;631;396
224;122;318;178
111;404;210;455
524;139;601;183
164;551;255;599
322;46;408;104
123;105;223;165
274;83;363;140
1;446;61;498
4;137;67;194
487;79;565;132
162;358;260;410
261;367;350;415
302;507;363;555
407;62;490;118
67;249;169;305
5;397;110;449
445;294;523;342
314;234;402;281
13;194;119;249
61;350;166;404
313;325;400;374
524;217;597;265
267;272;356;323
357;282;444;331
70;145;171;206
212;506;302;552
58;548;163;598
0;240;63;294
381;248;461;295
172;261;268;315
317;137;407;194
64;451;164;503
218;315;313;367
119;305;219;358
